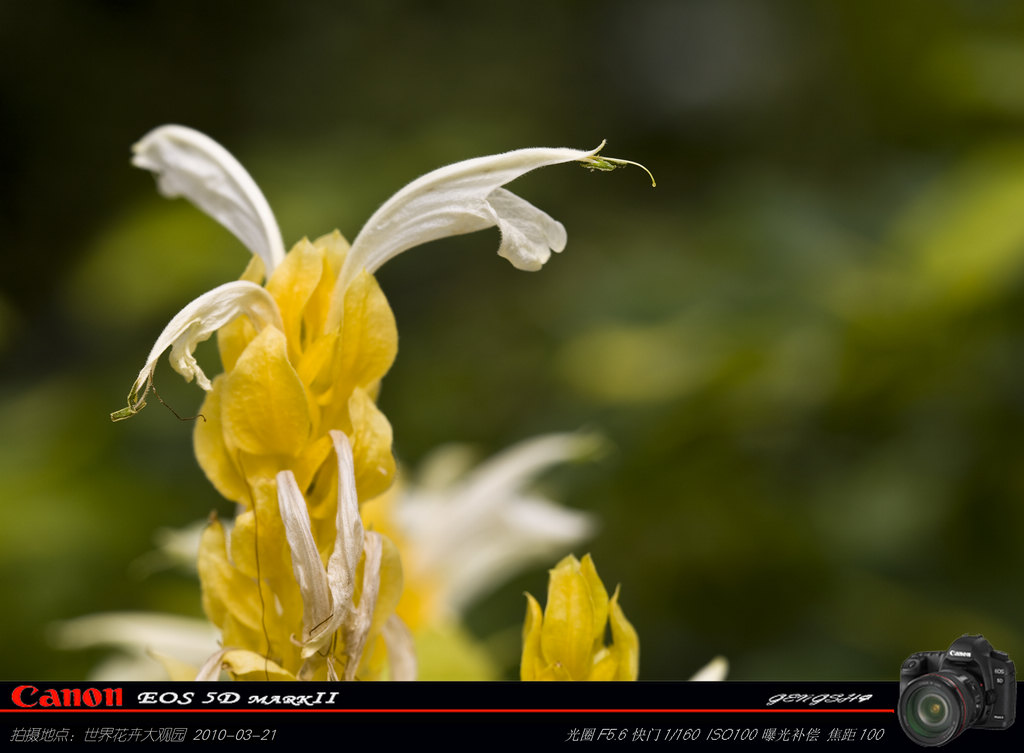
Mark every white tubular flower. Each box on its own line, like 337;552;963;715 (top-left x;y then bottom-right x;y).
110;281;282;421
397;432;602;616
132;124;286;274
325;142;640;331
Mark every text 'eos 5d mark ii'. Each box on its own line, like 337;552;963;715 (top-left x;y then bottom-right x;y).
898;634;1015;747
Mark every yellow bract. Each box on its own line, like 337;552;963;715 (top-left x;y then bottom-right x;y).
521;554;639;681
193;231;401;680
195;231;397;508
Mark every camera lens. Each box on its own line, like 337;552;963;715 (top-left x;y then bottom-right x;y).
898;672;983;746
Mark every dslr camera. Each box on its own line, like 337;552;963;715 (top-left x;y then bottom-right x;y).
898;634;1015;746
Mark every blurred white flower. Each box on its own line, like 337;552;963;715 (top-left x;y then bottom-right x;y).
51;612;219;681
387;431;604;619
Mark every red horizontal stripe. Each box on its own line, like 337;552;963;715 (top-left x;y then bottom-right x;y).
2;707;895;714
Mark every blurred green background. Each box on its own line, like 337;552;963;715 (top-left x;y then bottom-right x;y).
2;0;1024;680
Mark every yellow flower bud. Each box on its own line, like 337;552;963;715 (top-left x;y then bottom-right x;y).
521;554;638;681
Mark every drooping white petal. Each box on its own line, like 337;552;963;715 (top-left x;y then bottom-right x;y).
111;281;283;421
487;188;567;270
277;470;332;647
132;125;286;273
325;144;603;331
342;531;383;681
326;431;364;623
381;614;417;681
301;431;366;653
277;431;369;659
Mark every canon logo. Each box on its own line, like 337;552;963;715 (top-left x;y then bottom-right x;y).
11;685;122;709
949;649;972;658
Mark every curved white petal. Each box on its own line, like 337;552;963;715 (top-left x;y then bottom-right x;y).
326;431;364;621
133;125;286;273
325;145;602;331
487;188;567;270
343;531;382;680
111;281;283;421
277;470;332;647
278;431;368;659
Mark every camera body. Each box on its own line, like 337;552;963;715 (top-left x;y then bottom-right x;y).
899;635;1015;746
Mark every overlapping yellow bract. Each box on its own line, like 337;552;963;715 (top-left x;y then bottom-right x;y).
521;554;638;681
193;232;402;680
